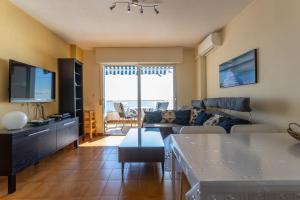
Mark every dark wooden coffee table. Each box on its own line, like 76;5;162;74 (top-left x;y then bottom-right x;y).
118;128;165;174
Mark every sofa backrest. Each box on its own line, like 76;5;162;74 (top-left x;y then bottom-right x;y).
192;97;251;112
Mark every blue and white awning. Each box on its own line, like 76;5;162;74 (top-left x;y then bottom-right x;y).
104;65;174;75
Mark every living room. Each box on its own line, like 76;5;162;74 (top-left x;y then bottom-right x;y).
0;0;300;199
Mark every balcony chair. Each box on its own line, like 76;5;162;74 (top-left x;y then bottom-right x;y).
156;102;169;111
113;102;138;127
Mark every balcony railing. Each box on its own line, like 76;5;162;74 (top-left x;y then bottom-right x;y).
105;100;174;114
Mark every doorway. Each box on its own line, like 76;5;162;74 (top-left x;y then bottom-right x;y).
103;64;176;135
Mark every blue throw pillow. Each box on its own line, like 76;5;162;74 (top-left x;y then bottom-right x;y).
174;110;191;125
218;117;250;133
194;111;212;126
144;111;162;123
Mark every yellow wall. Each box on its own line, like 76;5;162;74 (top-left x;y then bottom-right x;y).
195;56;207;99
0;0;70;128
176;48;197;106
70;44;84;62
206;0;300;129
82;50;103;132
83;47;196;133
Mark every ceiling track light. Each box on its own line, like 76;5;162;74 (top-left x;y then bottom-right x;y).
109;0;159;14
154;6;159;14
127;3;131;13
140;6;144;14
110;3;116;10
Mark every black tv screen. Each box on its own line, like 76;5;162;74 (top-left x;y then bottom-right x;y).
9;60;55;103
219;49;257;88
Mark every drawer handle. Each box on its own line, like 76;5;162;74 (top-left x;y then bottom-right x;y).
63;121;76;126
28;129;50;137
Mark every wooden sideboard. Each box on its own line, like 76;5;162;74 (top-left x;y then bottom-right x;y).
0;117;79;194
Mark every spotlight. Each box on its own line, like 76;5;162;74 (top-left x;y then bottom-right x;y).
132;0;138;6
154;6;159;14
140;6;144;14
127;3;131;13
110;4;116;10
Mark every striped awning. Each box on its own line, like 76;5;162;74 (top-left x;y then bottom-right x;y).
104;65;174;75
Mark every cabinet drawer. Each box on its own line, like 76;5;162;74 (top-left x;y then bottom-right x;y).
12;128;50;172
57;119;78;150
37;125;57;160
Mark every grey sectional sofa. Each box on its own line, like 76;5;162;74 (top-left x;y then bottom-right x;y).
142;97;252;137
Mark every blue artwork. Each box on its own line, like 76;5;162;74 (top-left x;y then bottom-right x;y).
219;49;257;88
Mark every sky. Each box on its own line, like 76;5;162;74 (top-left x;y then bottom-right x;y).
104;73;174;101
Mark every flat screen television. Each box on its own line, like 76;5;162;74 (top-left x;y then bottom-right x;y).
219;49;257;88
9;60;55;103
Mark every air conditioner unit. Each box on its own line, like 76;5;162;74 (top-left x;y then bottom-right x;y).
197;32;221;57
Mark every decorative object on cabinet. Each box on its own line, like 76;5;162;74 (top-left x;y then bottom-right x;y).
1;111;28;130
84;110;97;139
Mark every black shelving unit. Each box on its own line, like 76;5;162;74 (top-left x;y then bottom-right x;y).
58;58;84;137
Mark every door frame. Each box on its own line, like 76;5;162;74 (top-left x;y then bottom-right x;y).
101;63;177;135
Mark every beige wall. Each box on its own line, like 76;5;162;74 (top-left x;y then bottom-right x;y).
206;0;300;129
195;56;207;99
95;47;183;63
176;48;197;106
83;47;196;133
0;0;70;128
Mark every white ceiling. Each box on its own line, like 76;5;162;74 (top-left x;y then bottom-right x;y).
11;0;253;49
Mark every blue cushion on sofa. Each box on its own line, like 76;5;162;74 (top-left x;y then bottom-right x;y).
174;110;191;125
144;111;162;123
194;111;212;126
218;117;250;133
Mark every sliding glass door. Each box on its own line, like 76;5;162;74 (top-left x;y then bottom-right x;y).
140;65;175;110
103;64;175;135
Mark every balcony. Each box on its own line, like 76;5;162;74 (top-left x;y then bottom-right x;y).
104;100;173;135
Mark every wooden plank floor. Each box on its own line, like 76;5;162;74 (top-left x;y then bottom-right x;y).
0;137;182;200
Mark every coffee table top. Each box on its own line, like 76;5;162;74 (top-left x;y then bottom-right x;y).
119;128;164;148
